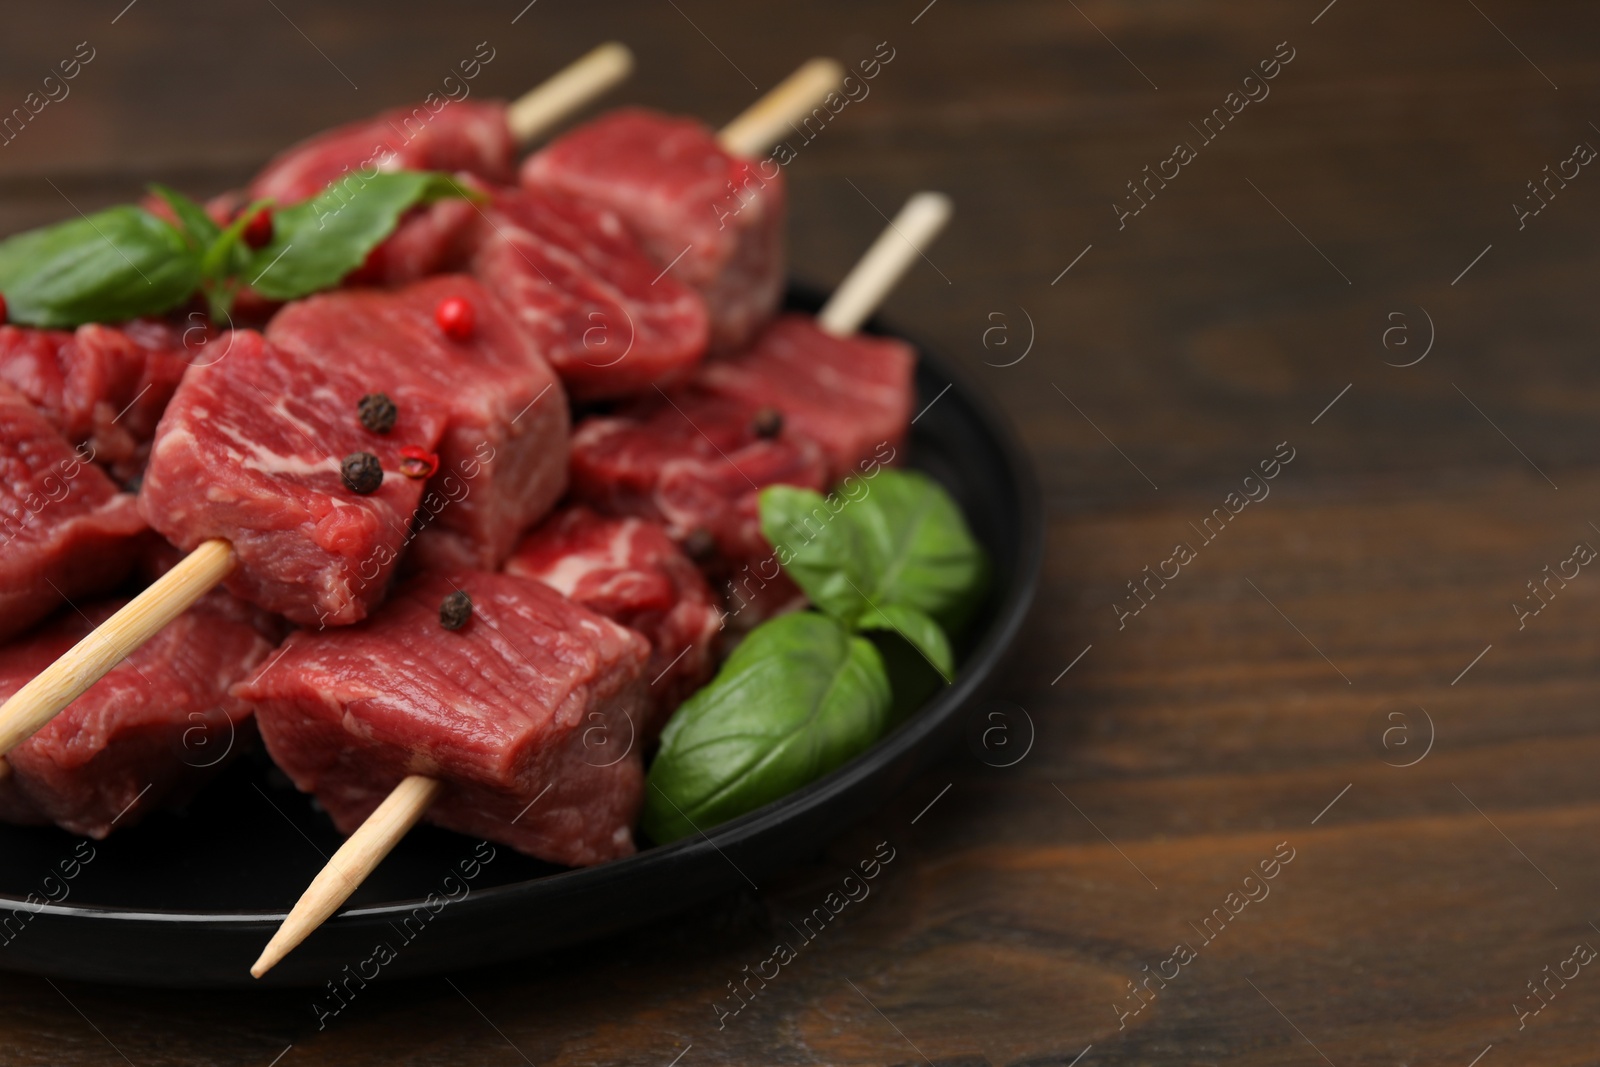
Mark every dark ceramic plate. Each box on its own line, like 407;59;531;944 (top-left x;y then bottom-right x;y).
0;285;1042;988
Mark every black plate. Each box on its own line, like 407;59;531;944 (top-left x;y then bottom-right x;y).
0;285;1042;988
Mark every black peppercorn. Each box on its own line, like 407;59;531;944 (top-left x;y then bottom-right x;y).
340;452;383;494
358;393;398;434
440;590;472;630
682;526;716;562
750;406;783;438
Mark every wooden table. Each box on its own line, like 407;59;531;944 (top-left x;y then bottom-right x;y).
4;0;1599;1062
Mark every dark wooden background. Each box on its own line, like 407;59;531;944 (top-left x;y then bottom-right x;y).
4;0;1600;1063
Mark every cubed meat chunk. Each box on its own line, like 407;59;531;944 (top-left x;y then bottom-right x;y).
248;100;516;205
237;571;650;866
522;108;784;352
0;319;200;483
138;330;451;627
695;313;914;482
0;383;146;642
266;276;569;571
467;186;709;400
569;389;822;625
506;507;721;734
0;593;276;838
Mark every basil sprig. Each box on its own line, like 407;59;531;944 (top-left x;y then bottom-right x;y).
0;172;478;327
641;469;989;844
760;469;988;679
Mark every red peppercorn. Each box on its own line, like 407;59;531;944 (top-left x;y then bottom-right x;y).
399;446;440;480
242;207;274;249
434;296;475;340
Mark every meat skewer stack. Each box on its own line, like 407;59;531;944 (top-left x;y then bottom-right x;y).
248;191;951;977
0;44;648;769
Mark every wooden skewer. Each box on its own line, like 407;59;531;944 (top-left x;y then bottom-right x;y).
250;775;441;978
0;539;236;781
717;57;844;158
249;187;951;978
506;42;633;145
0;54;641;779
817;192;953;337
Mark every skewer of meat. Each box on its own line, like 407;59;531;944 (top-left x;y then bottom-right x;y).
568;191;952;623
0;49;647;764
246;191;950;977
0;61;846;767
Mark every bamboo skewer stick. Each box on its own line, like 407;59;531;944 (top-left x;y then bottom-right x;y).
248;188;951;978
0;53;641;778
717;57;843;158
817;192;953;337
250;775;441;978
507;42;633;145
0;538;236;781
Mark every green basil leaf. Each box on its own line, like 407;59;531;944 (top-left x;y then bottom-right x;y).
868;630;945;725
760;469;989;637
245;171;477;300
0;206;200;328
642;612;892;843
858;602;953;681
148;184;221;251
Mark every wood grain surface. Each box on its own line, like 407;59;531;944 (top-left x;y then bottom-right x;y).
4;0;1600;1063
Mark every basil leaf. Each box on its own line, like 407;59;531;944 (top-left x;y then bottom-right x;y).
148;184;221;251
859;602;953;681
868;630;945;725
760;469;988;637
642;612;892;843
0;206;200;328
246;171;477;300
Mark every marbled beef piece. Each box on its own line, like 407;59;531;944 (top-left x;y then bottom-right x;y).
343;199;481;287
266;276;569;572
522;108;785;352
569;389;821;626
138;330;450;628
694;313;914;483
238;571;650;866
248;100;516;206
0;593;275;838
0;320;200;483
0;383;145;643
467;186;709;401
506;507;721;735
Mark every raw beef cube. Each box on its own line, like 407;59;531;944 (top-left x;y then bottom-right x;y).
569;389;823;623
694;313;915;482
467;186;709;400
248;100;515;205
0;593;276;838
266;276;569;571
344;198;481;287
522;108;785;352
506;507;721;734
0;383;146;642
0;326;69;430
138;330;450;628
238;571;650;866
0;320;199;483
